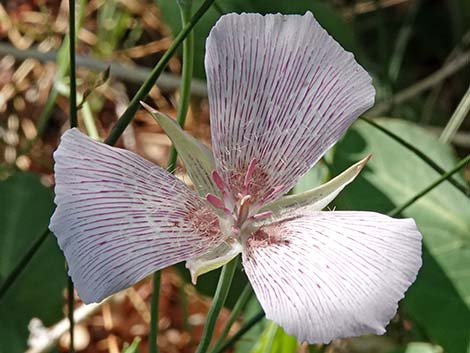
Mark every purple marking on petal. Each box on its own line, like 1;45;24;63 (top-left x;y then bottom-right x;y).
50;129;224;303
206;13;375;208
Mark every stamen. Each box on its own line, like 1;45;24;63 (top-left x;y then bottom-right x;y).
237;195;252;227
206;193;226;210
250;210;273;221
243;158;257;194
211;170;226;195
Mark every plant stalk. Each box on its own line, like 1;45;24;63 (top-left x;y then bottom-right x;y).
195;258;238;353
148;2;195;352
104;0;215;146
388;154;470;216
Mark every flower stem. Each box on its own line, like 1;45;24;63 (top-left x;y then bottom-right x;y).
195;258;238;353
149;271;161;353
69;0;77;129
360;117;469;197
167;3;194;173
67;268;75;353
68;1;77;350
104;0;215;146
388;154;470;217
213;309;265;353
0;228;50;301
147;3;195;352
209;283;253;353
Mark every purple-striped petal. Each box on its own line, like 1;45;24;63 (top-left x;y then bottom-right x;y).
50;129;222;303
242;211;422;343
206;12;375;206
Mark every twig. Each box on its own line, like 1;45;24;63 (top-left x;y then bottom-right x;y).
367;50;470;116
0;42;208;97
26;299;110;353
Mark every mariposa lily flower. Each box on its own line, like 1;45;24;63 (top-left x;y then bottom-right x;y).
50;12;422;343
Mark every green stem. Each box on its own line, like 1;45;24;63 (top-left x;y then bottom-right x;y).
68;1;77;351
0;229;50;300
167;1;194;173
55;81;100;139
67;268;75;353
262;322;278;353
148;3;195;352
104;0;215;146
213;310;265;353
439;84;470;143
387;0;421;84
209;284;253;353
388;154;470;217
69;0;77;129
360;117;469;197
195;258;238;353
149;271;161;353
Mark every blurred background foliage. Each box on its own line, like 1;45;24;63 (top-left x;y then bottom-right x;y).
0;0;469;352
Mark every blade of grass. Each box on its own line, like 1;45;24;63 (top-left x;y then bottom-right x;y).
360;116;470;197
439;85;470;143
55;81;100;140
195;258;238;353
213;309;266;353
388;154;470;216
388;0;421;84
68;0;77;351
105;0;216;146
421;31;470;124
149;271;161;353
167;0;195;173
0;228;51;300
209;284;253;353
67;267;75;353
148;2;196;352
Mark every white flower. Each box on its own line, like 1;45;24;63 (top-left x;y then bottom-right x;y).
50;12;422;343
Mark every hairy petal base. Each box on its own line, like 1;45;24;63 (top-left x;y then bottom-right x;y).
242;211;422;343
206;12;375;205
50;129;222;303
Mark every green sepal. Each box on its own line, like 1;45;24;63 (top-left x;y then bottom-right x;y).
141;102;219;197
261;155;371;216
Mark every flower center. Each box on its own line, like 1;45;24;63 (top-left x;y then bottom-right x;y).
205;158;279;237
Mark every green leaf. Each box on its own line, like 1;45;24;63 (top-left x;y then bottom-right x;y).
331;119;470;353
250;322;297;353
388;342;444;353
122;337;141;353
234;296;268;353
0;172;66;353
142;103;218;197
157;0;357;79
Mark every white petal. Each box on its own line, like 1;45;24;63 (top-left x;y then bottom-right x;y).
206;12;375;205
50;129;222;303
242;211;422;343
